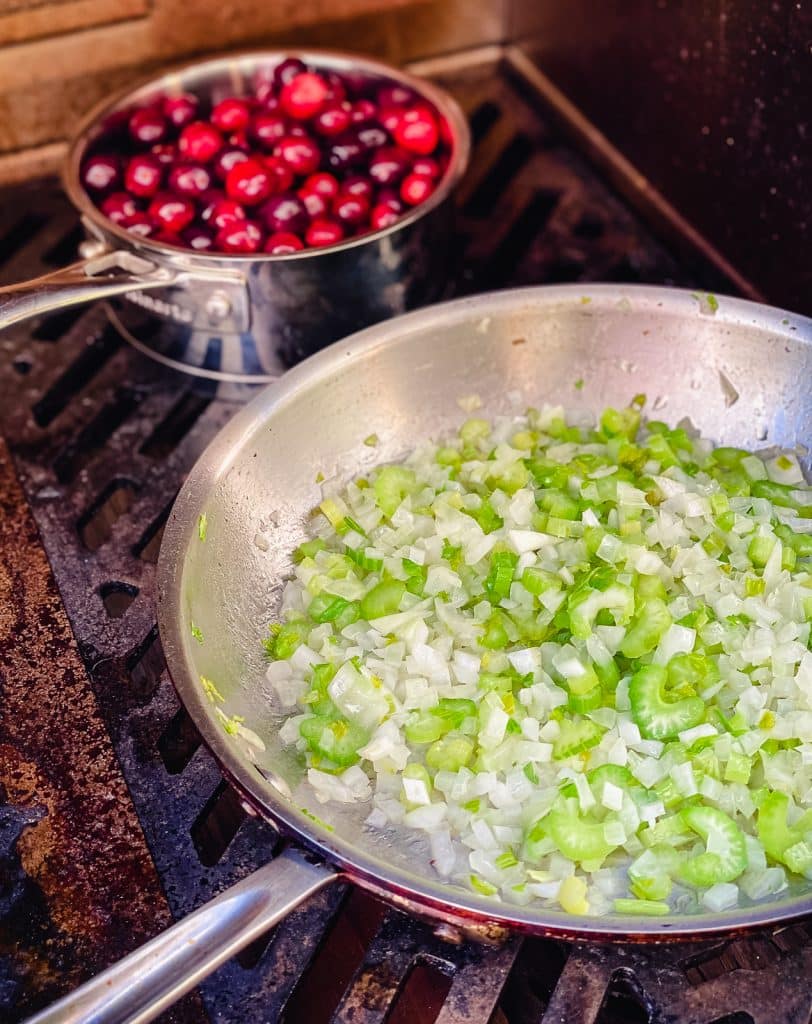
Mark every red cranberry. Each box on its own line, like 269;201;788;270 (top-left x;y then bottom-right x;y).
226;158;272;205
163;93;199;129
124;154;163;197
411;155;441;179
323;71;347;104
129;107;167;145
312;104;352;137
148;193;195;233
300;189;328;218
280;72;329;120
213;147;250;181
273;57;307;89
182;225;216;251
350;99;377;124
368;147;410;186
356;123;390;151
101;192;138;224
340;174;374;200
264;231;305;254
261;193;309;234
332;192;369;227
251;112;288;149
168;163;212;196
150;143;177;165
379;107;404;134
211;97;252;133
326;134;366;172
302;172;339;199
178;122;223;163
305;218;344;247
203;198;247;231
400;172;436;206
152;230;183;247
275;135;321;176
370;202;400;230
262;156;295;193
377;189;405;214
124;212;155;237
395;106;439;155
215;220;263;253
377;83;416;108
82;154;121;192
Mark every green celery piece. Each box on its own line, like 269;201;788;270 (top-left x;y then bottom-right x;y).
635;574;668;602
748;532;777;568
466;497;504;534
459;418;490;445
587;763;636;790
432;697;478;727
436;446;461;468
527;458;570;489
490;460;529;494
784;841;812;874
630;876;672;901
757;791;812;872
346;546;384;573
667;652;719;693
265;619;309;660
540;490;581;520
568;686;603;713
593;654;620;691
645;433;679;469
774;524;812;556
426;735;475;771
373;465;418;517
294;538;326;562
568;581;635;639
333;601;360;630
402;557;427;596
481;610;510;649
711;446;749;469
521;567;561;596
628;664;705;740
553;718;605;760
405;711;447;744
359;579;406;620
723;751;752;784
485;550;519;602
299;714;369;767
601;405;641;440
613;898;670;916
678;805;748;887
308;593;351;623
620;598;672;659
542;798;619;864
751;478;812;514
304;664;337;717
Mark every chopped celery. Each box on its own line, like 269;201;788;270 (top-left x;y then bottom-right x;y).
620;598;672;658
553;719;605;760
678;806;748;887
613;898;670;916
628;664;705;740
374;465;418;517
299;715;369;767
359;579;406;620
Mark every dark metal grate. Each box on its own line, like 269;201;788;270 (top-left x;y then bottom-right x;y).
0;55;807;1024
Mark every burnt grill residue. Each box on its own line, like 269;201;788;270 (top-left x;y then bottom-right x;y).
0;57;806;1024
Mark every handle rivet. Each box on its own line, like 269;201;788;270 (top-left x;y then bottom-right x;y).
206;290;232;324
78;238;108;260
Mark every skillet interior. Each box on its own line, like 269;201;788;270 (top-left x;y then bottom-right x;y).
158;283;812;938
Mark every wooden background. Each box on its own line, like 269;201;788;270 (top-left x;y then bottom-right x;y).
0;0;506;184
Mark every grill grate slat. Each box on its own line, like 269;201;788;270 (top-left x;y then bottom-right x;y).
0;57;786;1024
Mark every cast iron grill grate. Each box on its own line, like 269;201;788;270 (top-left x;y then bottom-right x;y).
0;56;807;1024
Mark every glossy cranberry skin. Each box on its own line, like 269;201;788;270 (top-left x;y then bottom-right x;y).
168;162;212;196
261;193;309;234
394;105;439;155
305;218;344;247
124;154;163;197
150;143;177;166
163;93;198;129
357;123;390;152
178;122;223;163
225;158;272;205
148;193;195;233
272;57;307;89
340;174;374;201
368;146;410;186
378;106;404;134
215;220;263;253
312;104;352;137
264;231;305;254
350;99;377;124
129;107;167;145
376;189;405;215
377;83;415;108
332;192;369;227
152;230;183;246
262;156;295;193
370;202;400;230
411;155;441;179
211;97;252;133
300;189;328;218
326;133;366;172
275;135;321;176
182;224;215;251
400;171;435;206
213;147;250;182
82;154;121;192
101;192;138;224
124;212;155;237
302;172;339;199
280;72;329;120
251;112;288;149
203;198;247;231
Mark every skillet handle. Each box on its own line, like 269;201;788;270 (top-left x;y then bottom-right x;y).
25;846;338;1024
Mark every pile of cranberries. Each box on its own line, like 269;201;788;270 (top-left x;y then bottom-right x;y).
80;57;453;256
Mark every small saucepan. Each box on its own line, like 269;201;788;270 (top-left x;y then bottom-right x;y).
0;50;470;391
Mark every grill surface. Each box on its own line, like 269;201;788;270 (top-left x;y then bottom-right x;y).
1;55;810;1024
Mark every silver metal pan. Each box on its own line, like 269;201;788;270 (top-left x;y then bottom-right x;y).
29;285;812;1024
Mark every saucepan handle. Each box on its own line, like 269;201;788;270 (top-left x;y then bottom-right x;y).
0;248;179;331
25;846;338;1024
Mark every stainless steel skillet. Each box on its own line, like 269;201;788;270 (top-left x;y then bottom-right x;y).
29;285;812;1024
